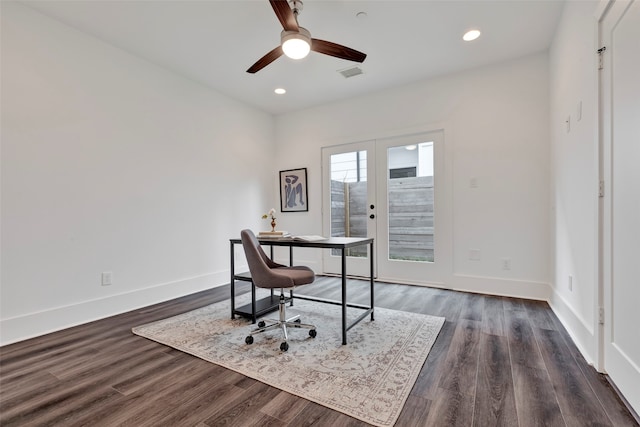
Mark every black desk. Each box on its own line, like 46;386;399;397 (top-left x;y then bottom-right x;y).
229;237;374;345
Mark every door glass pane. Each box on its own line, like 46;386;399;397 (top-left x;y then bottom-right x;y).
330;151;367;257
387;142;434;262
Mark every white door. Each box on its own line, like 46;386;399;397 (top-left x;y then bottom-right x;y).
322;141;377;277
322;131;450;285
600;0;640;413
375;131;450;285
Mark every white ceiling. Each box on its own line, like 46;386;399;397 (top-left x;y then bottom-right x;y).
21;0;565;115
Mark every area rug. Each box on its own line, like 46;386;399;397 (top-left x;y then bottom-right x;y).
132;293;444;427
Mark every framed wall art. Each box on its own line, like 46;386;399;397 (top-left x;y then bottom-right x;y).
280;168;308;212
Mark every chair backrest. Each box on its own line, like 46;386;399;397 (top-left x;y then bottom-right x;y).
240;229;294;289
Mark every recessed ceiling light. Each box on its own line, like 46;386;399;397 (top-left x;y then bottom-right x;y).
463;29;481;42
274;88;286;95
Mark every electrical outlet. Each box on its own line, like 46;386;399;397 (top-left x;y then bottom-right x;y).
469;249;481;261
101;272;112;286
568;275;573;291
501;258;511;270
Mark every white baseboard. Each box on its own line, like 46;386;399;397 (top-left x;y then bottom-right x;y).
0;271;228;346
449;273;552;300
547;288;597;366
0;267;572;354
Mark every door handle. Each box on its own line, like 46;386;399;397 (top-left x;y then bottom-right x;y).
369;214;375;219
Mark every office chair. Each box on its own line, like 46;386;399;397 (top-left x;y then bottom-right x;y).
240;229;317;351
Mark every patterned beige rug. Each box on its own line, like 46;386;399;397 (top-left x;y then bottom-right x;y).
132;294;444;426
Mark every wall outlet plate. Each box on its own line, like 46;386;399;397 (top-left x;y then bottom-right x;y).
469;249;481;261
101;272;112;286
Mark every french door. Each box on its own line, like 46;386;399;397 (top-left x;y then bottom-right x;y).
321;140;377;277
321;131;450;285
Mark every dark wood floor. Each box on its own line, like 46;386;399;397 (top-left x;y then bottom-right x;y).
1;277;638;426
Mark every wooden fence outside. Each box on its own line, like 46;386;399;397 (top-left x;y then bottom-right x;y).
330;176;434;261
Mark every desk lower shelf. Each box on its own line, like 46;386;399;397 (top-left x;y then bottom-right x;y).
233;295;280;322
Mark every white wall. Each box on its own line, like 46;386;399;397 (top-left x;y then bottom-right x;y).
0;1;615;387
0;2;275;345
548;0;600;365
274;53;551;299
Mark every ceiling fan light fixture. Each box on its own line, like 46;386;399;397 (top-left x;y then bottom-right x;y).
281;28;311;59
463;29;481;42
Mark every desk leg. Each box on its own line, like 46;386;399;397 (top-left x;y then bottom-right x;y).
342;247;347;345
268;245;275;301
251;280;256;323
370;240;375;321
289;246;294;306
230;241;235;320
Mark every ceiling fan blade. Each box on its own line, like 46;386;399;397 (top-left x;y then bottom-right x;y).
247;46;284;73
270;0;299;32
311;39;367;63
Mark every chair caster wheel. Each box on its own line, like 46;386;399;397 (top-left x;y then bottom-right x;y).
245;336;254;345
309;329;317;338
280;342;289;352
294;318;301;323
258;321;266;328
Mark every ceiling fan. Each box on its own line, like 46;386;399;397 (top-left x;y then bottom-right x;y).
247;0;367;74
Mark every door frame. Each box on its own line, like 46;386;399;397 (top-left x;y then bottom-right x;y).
595;0;613;374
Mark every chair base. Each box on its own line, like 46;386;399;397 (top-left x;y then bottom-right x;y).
245;292;316;351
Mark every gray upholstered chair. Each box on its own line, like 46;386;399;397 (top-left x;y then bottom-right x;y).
240;229;317;351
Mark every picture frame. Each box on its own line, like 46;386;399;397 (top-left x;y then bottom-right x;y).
280;168;308;212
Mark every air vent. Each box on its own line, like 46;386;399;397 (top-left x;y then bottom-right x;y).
338;66;364;78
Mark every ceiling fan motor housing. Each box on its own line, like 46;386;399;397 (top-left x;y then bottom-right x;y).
290;0;303;15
